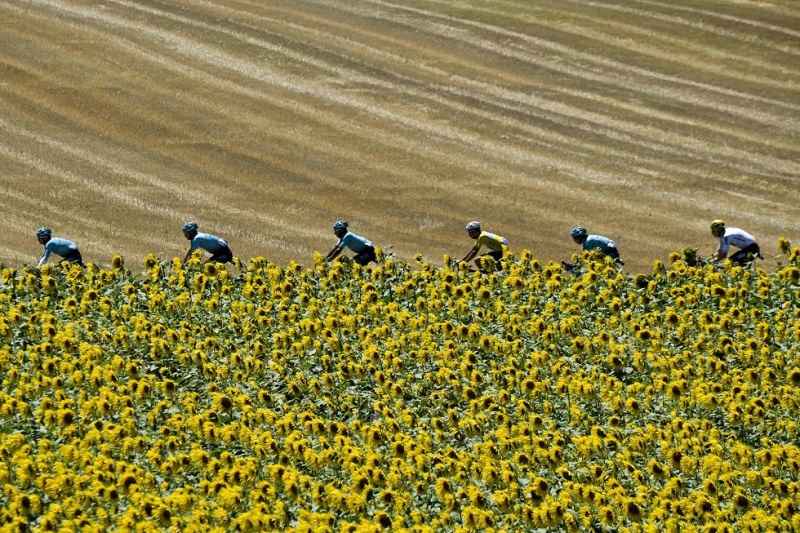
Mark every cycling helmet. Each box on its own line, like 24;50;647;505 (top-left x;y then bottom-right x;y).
36;227;52;240
465;220;481;233
333;219;349;233
182;222;199;233
710;220;725;236
570;226;588;240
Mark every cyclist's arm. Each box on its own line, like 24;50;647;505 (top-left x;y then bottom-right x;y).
714;240;729;260
37;247;50;267
711;237;728;261
461;243;480;263
325;243;344;262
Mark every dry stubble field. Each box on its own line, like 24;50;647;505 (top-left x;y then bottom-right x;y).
0;0;799;271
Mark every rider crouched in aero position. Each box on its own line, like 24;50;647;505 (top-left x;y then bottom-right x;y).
460;221;509;270
182;222;234;264
563;225;623;271
36;227;84;267
325;220;377;265
710;220;762;266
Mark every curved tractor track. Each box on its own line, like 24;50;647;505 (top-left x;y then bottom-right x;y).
0;0;798;270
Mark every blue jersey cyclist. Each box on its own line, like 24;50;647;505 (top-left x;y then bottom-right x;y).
325;220;377;265
566;226;623;266
182;222;234;264
36;227;84;267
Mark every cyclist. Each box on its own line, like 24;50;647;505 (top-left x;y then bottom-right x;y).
564;226;622;269
182;222;234;263
325;220;377;265
710;220;762;265
36;227;84;267
460;220;509;270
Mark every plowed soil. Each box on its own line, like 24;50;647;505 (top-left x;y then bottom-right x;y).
1;0;799;271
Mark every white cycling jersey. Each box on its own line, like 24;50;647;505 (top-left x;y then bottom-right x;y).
719;227;756;255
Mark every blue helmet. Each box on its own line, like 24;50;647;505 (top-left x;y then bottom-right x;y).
465;220;481;233
36;227;52;240
333;219;348;232
182;221;199;234
570;226;588;240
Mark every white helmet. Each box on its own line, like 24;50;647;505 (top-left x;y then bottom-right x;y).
465;221;481;232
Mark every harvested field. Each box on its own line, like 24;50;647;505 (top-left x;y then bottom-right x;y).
0;0;799;271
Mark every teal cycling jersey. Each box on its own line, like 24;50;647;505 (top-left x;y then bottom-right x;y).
338;232;373;253
38;237;79;266
191;232;229;254
583;235;617;256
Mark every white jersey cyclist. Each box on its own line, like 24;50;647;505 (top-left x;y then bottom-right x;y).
718;227;756;256
710;220;761;266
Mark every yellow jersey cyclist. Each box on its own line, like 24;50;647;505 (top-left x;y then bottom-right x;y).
460;221;509;270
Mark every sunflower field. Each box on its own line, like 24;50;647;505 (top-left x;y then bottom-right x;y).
0;245;799;532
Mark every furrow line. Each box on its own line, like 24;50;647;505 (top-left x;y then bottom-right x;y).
4;1;792;247
0;8;510;207
358;0;800;115
234;1;800;168
631;0;800;40
92;0;753;182
154;0;800;181
499;0;800;82
502;2;800;91
13;0;635;188
562;0;800;56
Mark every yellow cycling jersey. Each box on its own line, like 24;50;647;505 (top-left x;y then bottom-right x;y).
476;231;509;252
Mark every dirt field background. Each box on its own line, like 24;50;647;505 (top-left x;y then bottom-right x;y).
1;0;798;271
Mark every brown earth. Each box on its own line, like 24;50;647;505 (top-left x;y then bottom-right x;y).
1;0;799;271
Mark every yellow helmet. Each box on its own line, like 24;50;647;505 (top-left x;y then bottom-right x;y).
710;220;725;235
